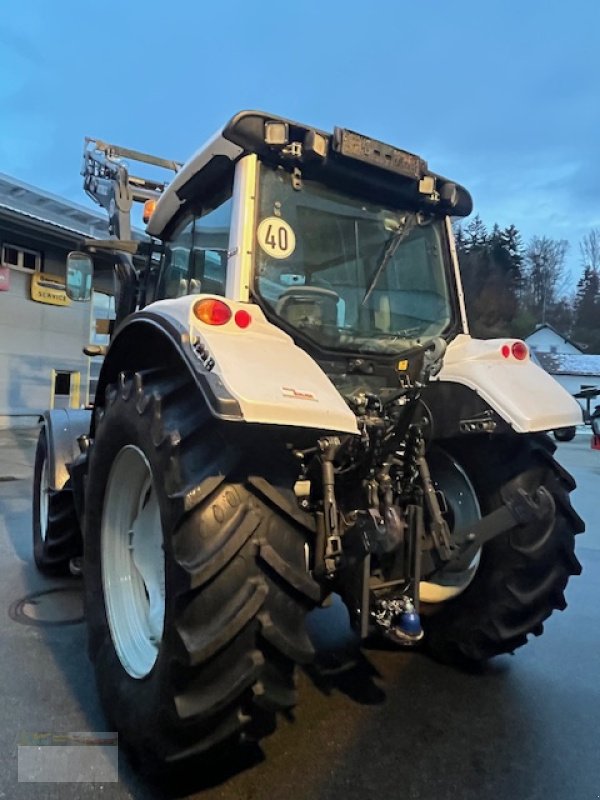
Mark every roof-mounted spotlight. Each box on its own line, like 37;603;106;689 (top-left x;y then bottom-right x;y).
440;181;458;209
418;175;440;204
264;121;289;146
304;129;328;160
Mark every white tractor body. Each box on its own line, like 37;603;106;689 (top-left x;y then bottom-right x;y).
144;296;582;436
437;335;583;432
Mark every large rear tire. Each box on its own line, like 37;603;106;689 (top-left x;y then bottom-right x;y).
32;428;81;575
423;433;584;665
84;369;319;768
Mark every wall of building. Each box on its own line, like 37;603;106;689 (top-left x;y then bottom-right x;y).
0;264;92;422
0;171;120;426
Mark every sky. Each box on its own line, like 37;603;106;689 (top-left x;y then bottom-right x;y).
1;0;599;285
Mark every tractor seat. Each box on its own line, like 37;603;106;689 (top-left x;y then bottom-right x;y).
275;286;340;329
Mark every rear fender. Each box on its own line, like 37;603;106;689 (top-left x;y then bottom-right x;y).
95;296;359;436
436;335;583;433
41;408;92;491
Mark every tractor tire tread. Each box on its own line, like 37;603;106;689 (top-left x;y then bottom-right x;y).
424;434;583;665
85;369;316;767
33;431;81;575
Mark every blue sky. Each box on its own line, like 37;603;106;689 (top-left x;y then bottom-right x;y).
1;0;598;283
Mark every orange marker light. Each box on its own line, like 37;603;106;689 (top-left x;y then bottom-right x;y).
193;298;232;325
143;199;157;223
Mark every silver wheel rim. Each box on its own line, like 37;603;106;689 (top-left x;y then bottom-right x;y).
420;450;481;604
39;455;49;543
101;445;165;679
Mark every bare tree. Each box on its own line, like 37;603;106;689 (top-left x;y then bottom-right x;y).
580;229;600;270
524;236;569;323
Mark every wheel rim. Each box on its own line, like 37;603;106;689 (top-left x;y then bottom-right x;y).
420;449;481;604
101;445;165;679
39;455;49;543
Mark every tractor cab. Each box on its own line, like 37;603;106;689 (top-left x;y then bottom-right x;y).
141;112;472;375
67;112;473;384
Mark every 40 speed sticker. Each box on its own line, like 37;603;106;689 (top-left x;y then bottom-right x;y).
257;217;296;259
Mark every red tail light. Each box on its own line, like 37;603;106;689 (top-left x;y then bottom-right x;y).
500;341;528;360
511;341;528;360
234;309;252;328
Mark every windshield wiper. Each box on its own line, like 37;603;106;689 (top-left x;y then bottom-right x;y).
361;213;417;305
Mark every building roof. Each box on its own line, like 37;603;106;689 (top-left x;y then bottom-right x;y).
534;351;600;377
0;171;108;239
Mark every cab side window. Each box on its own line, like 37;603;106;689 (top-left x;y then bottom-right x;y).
160;218;193;299
158;197;233;300
190;198;232;296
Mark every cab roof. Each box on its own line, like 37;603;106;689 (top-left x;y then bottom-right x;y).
147;110;472;239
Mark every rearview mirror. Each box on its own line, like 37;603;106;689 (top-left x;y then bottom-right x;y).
66;251;93;301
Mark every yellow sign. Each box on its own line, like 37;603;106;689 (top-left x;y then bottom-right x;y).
30;272;71;307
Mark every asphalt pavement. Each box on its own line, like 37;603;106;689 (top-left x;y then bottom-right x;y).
0;427;599;800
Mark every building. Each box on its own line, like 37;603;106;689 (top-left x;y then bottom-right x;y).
526;323;600;416
525;323;583;356
0;172;113;427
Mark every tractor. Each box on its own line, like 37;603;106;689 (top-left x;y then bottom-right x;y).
33;111;584;768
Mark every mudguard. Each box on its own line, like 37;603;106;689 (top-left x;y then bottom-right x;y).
41;408;92;490
437;335;583;433
100;296;359;436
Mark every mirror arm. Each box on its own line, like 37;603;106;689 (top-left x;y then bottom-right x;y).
114;253;139;325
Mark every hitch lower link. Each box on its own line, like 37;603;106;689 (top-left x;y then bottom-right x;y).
447;485;556;572
316;436;344;578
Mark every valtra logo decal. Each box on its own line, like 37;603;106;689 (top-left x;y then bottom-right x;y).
191;337;215;372
281;386;318;402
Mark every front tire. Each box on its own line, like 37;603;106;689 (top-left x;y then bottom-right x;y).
84;369;319;768
423;433;584;664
